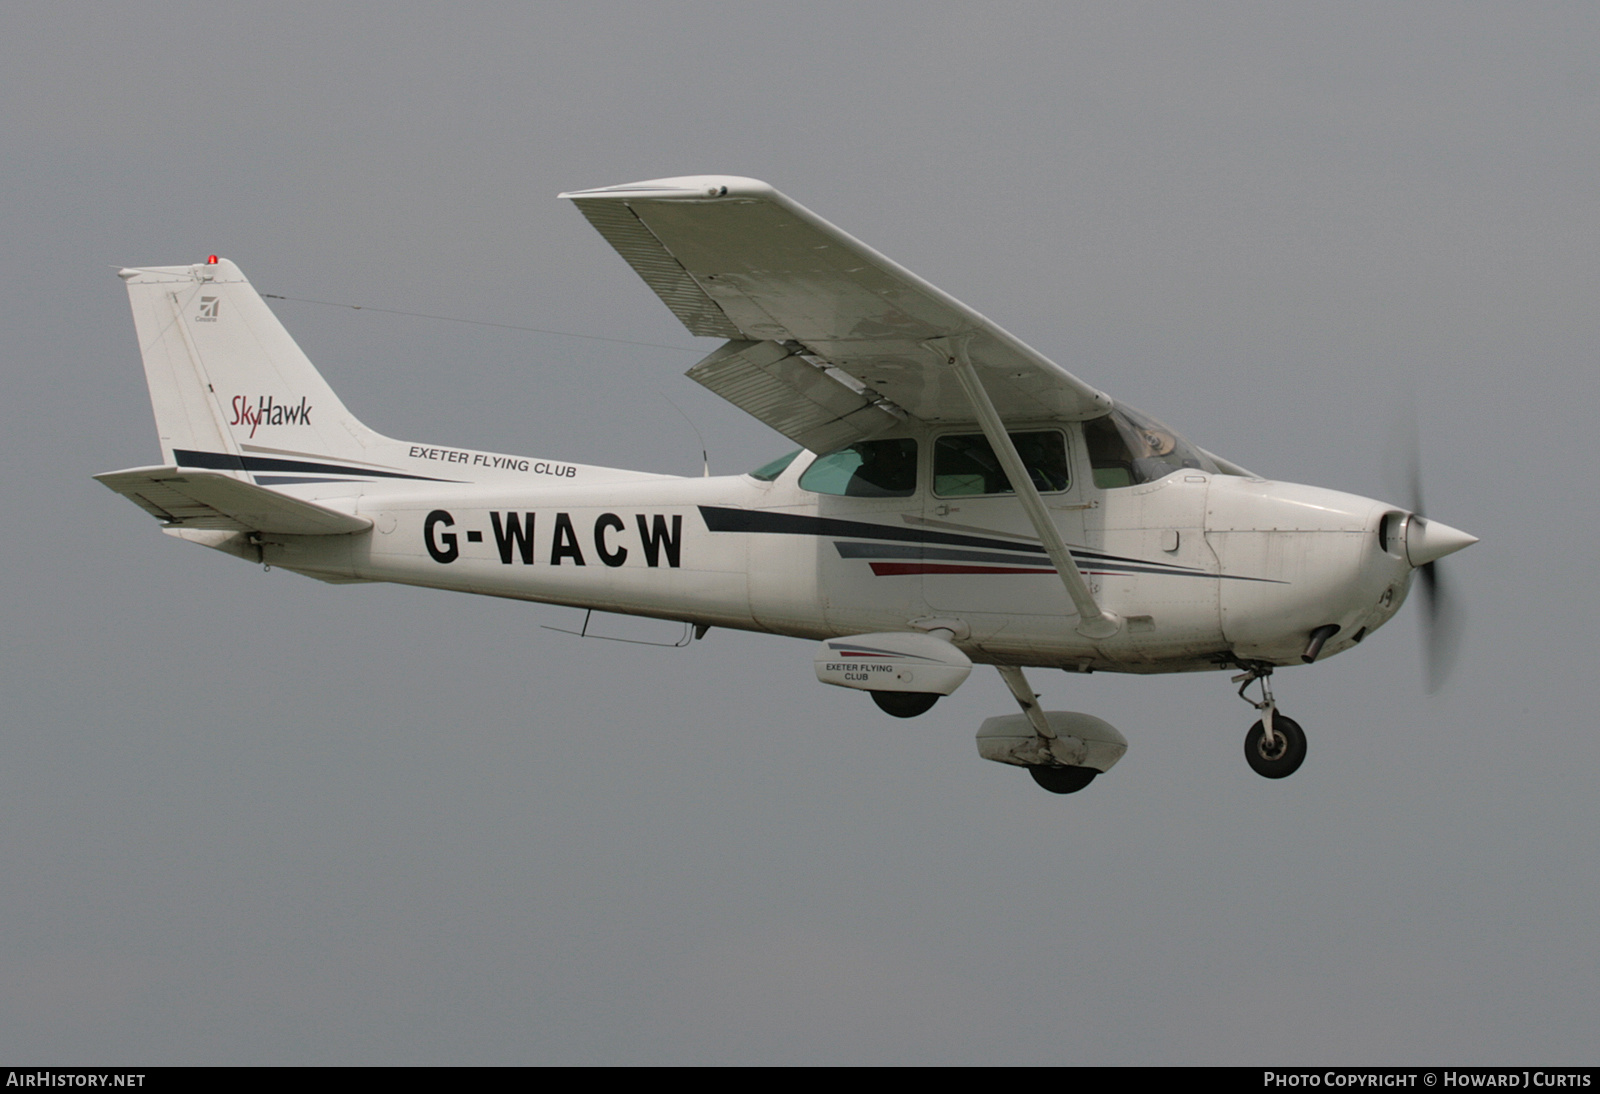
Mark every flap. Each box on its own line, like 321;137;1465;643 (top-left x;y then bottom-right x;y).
686;339;902;453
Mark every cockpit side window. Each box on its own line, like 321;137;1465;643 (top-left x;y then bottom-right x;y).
1084;415;1136;488
749;449;801;482
799;438;919;498
934;431;1069;496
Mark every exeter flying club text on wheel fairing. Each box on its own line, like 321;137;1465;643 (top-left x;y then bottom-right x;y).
98;176;1476;793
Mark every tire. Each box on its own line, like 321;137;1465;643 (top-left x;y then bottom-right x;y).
1244;715;1307;779
871;691;940;718
1029;765;1099;794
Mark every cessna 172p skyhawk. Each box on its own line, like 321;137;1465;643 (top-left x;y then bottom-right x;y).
98;176;1476;794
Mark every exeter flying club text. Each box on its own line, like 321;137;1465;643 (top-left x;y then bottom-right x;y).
424;510;684;568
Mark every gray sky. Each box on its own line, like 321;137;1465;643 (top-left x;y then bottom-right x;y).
4;2;1596;1064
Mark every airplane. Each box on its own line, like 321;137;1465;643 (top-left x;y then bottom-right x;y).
97;175;1477;794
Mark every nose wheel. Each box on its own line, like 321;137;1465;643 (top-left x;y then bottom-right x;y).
1244;714;1306;778
1232;664;1307;779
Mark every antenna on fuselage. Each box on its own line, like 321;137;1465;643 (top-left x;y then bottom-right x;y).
659;393;710;476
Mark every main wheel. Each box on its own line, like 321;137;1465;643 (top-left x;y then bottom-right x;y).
1029;765;1099;794
1244;714;1306;779
871;691;940;718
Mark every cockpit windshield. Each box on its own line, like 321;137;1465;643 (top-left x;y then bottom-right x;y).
1083;403;1219;488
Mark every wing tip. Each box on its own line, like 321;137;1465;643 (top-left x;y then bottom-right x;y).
559;175;774;202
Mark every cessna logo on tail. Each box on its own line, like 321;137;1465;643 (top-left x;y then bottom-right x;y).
425;510;683;569
229;395;313;438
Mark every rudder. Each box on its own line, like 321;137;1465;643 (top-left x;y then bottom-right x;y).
120;258;385;468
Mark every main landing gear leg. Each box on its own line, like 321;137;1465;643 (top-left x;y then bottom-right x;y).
1232;664;1306;779
997;666;1099;794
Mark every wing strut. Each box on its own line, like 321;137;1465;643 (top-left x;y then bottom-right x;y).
935;338;1121;640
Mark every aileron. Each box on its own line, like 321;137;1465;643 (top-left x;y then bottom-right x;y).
568;198;741;339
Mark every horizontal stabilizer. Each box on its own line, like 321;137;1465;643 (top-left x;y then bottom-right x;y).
95;466;372;535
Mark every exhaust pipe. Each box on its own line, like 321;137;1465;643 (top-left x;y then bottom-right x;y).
1302;624;1340;664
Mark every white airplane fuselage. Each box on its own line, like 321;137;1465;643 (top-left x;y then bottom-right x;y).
177;434;1415;675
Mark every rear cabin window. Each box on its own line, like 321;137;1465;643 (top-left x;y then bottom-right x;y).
749;449;801;482
799;438;919;498
933;431;1069;496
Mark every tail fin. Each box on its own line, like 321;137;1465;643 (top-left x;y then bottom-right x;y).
114;259;649;496
120;258;387;469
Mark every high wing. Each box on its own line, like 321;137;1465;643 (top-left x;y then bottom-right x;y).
561;176;1111;452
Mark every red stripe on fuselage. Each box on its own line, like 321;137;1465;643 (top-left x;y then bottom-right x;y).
867;562;1059;576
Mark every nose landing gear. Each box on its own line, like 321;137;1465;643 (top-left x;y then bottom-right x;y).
1232;664;1306;779
1244;714;1306;778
